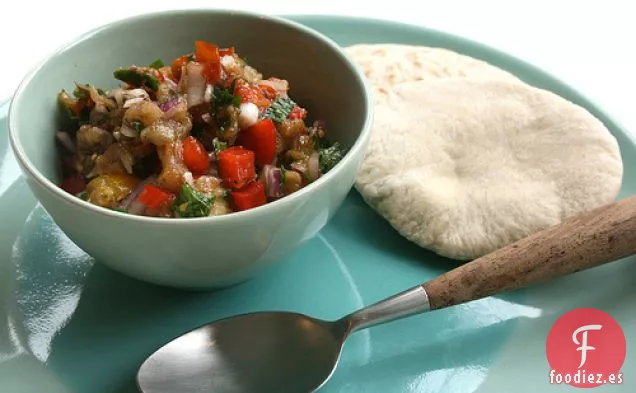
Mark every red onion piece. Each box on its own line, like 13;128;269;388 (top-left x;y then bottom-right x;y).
306;152;321;182
163;78;178;92
263;165;283;198
159;97;180;112
125;199;147;216
123;97;146;108
56;131;75;153
123;88;149;100
290;161;306;174
185;62;206;108
120;148;135;174
164;98;187;120
204;84;213;103
119;124;138;138
110;88;124;107
117;175;157;215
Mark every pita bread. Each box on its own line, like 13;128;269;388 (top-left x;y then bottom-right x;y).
355;78;623;260
344;43;521;102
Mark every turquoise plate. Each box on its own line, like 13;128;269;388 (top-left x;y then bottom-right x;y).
1;15;634;393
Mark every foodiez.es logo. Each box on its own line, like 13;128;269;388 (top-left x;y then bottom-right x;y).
546;308;626;388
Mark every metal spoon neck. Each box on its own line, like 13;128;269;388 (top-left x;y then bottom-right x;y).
339;285;431;333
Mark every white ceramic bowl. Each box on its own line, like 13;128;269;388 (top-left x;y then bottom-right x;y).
8;9;373;289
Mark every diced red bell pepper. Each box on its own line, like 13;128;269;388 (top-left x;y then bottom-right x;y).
195;41;219;63
60;173;86;196
138;185;174;209
234;80;271;109
235;118;277;167
231;179;267;211
195;41;222;84
183;136;210;175
217;146;256;189
171;55;191;82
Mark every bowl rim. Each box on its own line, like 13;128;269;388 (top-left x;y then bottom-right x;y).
7;8;374;226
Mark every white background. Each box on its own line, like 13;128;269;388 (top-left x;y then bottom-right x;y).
0;0;635;136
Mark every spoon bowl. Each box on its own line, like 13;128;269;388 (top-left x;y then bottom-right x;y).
138;196;636;393
137;312;350;393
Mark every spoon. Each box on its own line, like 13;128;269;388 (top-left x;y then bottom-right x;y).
137;196;636;393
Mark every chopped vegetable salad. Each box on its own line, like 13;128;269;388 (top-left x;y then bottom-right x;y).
55;40;345;218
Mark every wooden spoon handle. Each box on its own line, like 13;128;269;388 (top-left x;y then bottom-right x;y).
422;196;636;310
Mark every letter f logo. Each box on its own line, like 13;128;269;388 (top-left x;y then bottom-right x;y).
572;324;602;368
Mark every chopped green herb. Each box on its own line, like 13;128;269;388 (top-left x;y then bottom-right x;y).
172;183;214;218
131;121;144;133
188;54;196;62
263;97;296;123
112;207;127;213
213;85;241;108
212;138;227;155
113;68;159;91
149;59;164;69
318;142;347;173
97;88;106;96
280;166;287;184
